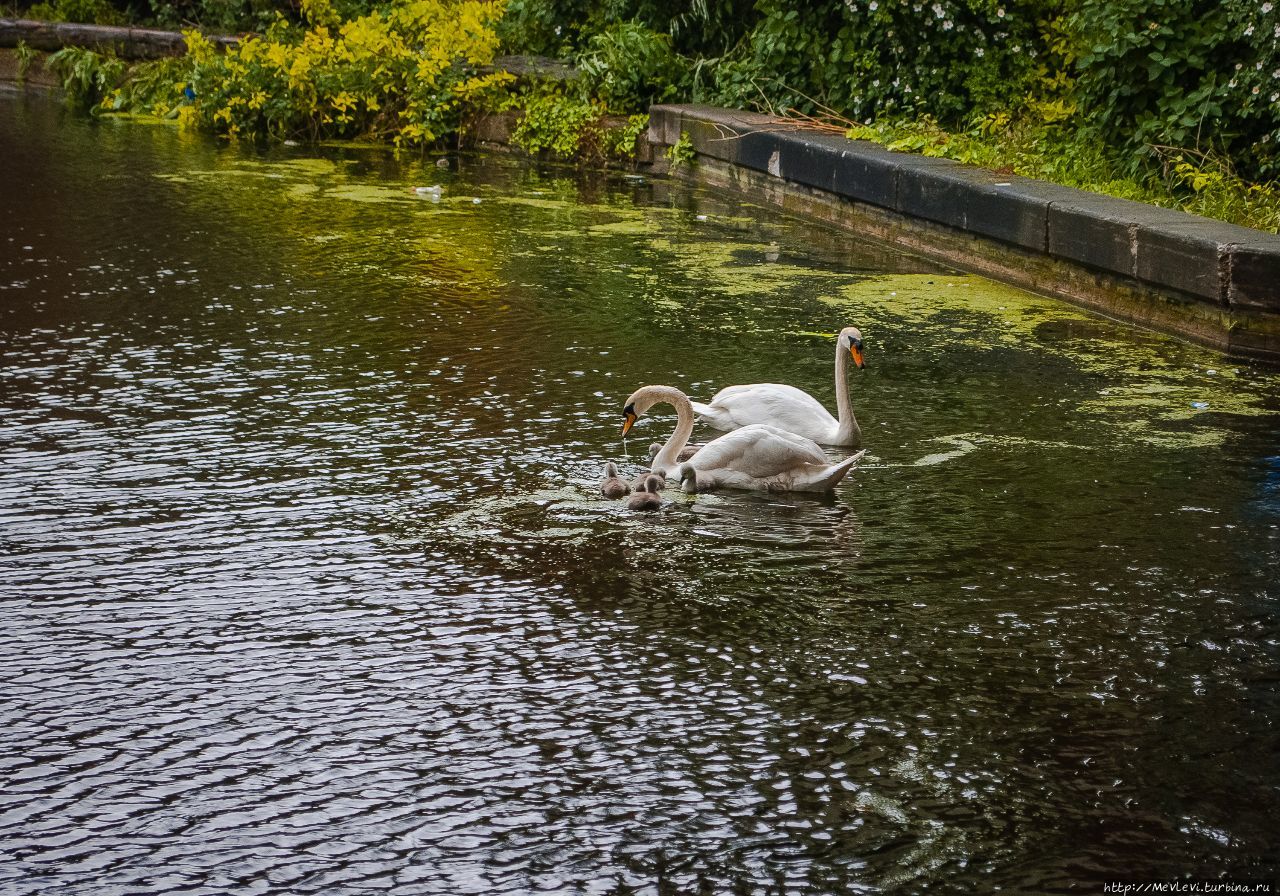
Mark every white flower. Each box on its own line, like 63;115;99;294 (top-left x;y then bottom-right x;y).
1274;69;1280;78
1245;24;1255;35
1275;24;1280;37
975;47;985;56
1236;62;1244;70
943;19;953;29
1263;1;1273;12
1230;79;1238;88
1272;93;1279;102
1253;85;1261;94
932;2;944;17
870;0;878;9
997;7;1005;16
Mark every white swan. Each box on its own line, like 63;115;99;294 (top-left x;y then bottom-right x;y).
622;385;866;493
691;326;866;446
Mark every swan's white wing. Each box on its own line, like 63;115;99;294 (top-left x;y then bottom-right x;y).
688;424;830;479
697;383;836;441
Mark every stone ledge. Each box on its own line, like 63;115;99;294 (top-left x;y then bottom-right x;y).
648;104;1280;359
0;17;239;58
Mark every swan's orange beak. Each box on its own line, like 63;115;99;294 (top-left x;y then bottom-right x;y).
622;411;637;436
850;344;866;369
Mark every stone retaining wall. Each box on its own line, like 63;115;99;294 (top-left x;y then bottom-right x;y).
0;17;238;58
650;104;1280;361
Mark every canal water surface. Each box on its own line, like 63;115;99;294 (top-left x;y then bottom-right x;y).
2;94;1279;894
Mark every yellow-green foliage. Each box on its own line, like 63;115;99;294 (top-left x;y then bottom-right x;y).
182;0;513;145
103;56;195;119
509;92;647;163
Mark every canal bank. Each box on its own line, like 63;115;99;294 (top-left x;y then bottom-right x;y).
646;104;1280;362
4;19;1280;360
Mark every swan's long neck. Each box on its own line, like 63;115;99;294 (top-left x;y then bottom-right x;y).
833;342;861;445
647;386;696;476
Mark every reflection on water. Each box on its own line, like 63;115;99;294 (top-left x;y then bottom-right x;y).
1;94;1279;894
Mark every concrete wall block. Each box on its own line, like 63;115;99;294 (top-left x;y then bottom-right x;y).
684;117;744;164
1134;222;1236;304
646;105;681;147
897;164;1064;252
777;135;847;196
735;130;786;174
1229;240;1280;311
827;140;900;210
1047;197;1185;279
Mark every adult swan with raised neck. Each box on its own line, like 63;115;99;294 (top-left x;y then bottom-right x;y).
622;385;866;493
690;327;866;446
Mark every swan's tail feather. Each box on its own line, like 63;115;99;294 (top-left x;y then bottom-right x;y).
689;401;716;419
810;449;867;491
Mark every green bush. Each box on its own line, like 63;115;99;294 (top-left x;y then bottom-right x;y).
182;0;512;145
26;0;125;24
1073;0;1279;179
46;45;126;110
509;90;648;162
104;54;194;116
144;0;284;33
575;20;686;113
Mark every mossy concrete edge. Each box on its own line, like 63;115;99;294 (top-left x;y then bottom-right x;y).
649;103;1280;362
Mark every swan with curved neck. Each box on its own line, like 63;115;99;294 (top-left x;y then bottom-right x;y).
622;385;865;493
690;327;865;446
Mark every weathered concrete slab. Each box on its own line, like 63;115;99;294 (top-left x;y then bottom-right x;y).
1132;219;1246;305
1046;194;1202;285
1228;240;1280;312
0;17;238;58
894;162;1068;253
488;55;579;82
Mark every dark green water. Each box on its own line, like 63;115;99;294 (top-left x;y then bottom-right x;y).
1;93;1278;894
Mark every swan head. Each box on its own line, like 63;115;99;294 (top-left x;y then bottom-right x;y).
620;386;664;436
603;461;620;478
840;327;866;369
641;474;663;494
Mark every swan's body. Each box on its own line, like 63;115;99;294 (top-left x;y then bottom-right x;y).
627;475;664;511
622;385;865;494
691;327;865;446
600;462;630;499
